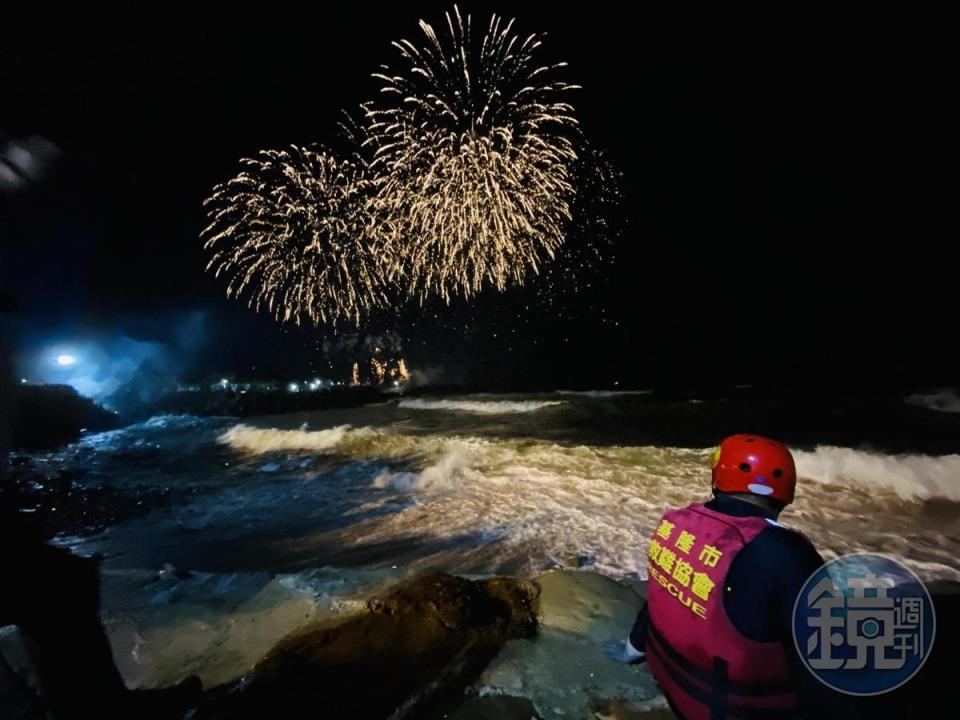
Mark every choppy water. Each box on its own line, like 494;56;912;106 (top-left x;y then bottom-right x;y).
26;392;960;699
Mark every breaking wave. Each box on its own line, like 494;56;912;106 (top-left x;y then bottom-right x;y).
218;423;960;504
905;388;960;414
203;421;960;582
795;446;960;502
219;424;358;453
373;449;473;492
397;398;566;414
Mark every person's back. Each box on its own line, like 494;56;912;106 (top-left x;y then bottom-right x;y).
607;434;829;719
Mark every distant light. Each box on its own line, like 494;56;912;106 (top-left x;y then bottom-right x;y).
221;378;229;386
20;378;27;384
288;382;300;393
56;354;77;366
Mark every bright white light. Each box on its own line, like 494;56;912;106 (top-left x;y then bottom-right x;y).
56;354;77;366
288;382;300;393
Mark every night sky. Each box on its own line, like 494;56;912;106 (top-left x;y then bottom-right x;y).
2;5;953;390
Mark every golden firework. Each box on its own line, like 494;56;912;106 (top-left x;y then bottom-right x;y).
202;6;584;325
360;5;580;302
201;146;386;326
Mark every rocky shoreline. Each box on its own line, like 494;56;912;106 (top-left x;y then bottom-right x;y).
1;562;957;719
0;455;178;541
0;568;659;720
10;383;119;452
195;573;542;719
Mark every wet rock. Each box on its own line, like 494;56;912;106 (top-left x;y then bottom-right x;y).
477;570;658;718
194;573;540;720
0;456;173;541
0;629;44;720
447;693;542;719
591;697;675;719
12;383;118;452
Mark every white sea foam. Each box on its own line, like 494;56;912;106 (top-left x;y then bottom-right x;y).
905;388;960;414
68;421;960;594
373;448;472;492
397;398;565;414
218;424;355;453
215;427;960;581
795;446;960;501
219;422;960;505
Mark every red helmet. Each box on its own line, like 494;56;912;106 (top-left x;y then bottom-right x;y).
710;434;797;505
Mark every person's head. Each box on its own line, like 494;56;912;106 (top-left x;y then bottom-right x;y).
710;434;797;518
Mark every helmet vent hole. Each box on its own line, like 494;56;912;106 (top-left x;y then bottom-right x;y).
739;463;751;473
746;437;755;442
773;468;783;479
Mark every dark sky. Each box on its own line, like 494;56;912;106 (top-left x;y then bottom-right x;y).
1;5;953;389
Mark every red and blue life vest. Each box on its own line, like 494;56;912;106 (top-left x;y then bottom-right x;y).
645;502;798;719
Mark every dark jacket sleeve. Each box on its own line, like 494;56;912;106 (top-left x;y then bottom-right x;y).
768;530;829;714
764;529;865;718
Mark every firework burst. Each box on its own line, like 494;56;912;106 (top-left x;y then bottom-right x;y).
360;5;581;302
201;146;386;326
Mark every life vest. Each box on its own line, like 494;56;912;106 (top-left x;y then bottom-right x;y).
645;502;798;719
